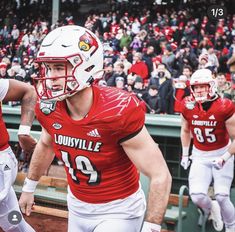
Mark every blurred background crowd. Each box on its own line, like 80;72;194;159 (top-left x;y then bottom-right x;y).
1;0;235;115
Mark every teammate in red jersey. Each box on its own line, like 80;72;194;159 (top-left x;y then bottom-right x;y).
180;68;235;232
19;25;171;232
0;79;36;232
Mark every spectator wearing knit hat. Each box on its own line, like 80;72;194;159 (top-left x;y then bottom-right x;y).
132;76;147;101
0;62;9;79
143;85;161;114
103;46;117;65
115;76;125;90
151;56;162;75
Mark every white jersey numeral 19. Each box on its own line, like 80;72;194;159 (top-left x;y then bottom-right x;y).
61;150;100;185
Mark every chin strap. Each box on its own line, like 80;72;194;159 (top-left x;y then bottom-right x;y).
196;94;219;111
206;93;219;102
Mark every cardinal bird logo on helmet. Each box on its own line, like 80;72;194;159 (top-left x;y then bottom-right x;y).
78;31;98;56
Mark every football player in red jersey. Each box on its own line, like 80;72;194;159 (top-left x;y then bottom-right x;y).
19;25;172;232
180;69;235;232
0;79;36;232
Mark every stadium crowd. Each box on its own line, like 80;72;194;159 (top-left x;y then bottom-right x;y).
0;0;235;115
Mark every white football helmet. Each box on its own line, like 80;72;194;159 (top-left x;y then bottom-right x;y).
33;25;104;101
190;68;217;102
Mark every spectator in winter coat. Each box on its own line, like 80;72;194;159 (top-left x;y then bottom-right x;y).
132;76;147;101
115;76;125;90
207;46;219;72
161;44;176;77
149;63;171;86
107;62;127;86
103;62;115;83
216;73;235;103
142;46;155;76
114;51;132;75
149;64;174;114
128;52;149;83
125;72;136;93
143;85;161;114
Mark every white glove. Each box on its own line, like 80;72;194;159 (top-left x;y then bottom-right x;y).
181;156;190;170
141;221;161;232
212;151;232;170
212;157;225;170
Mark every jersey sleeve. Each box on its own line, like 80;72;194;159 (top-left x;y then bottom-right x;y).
0;79;9;101
35;101;45;128
180;97;189;119
222;98;235;120
116;99;145;143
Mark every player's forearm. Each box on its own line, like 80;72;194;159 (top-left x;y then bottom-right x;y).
227;139;235;155
145;171;172;224
27;140;55;180
180;129;191;148
20;86;37;126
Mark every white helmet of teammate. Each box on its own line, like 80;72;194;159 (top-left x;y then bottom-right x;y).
190;68;217;102
33;25;104;101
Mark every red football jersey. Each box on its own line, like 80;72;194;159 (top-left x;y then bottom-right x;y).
181;97;235;151
35;86;145;203
0;102;10;150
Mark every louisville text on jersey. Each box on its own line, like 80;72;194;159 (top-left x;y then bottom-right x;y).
54;134;102;152
192;120;217;126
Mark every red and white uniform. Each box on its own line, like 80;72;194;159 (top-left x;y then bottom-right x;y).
36;85;145;204
0;79;35;232
181;96;235;152
181;96;235;197
0;79;10;150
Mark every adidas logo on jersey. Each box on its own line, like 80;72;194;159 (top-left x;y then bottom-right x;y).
209;115;215;120
87;129;101;137
4;164;10;171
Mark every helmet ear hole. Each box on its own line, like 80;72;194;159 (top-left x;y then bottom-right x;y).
85;65;95;72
